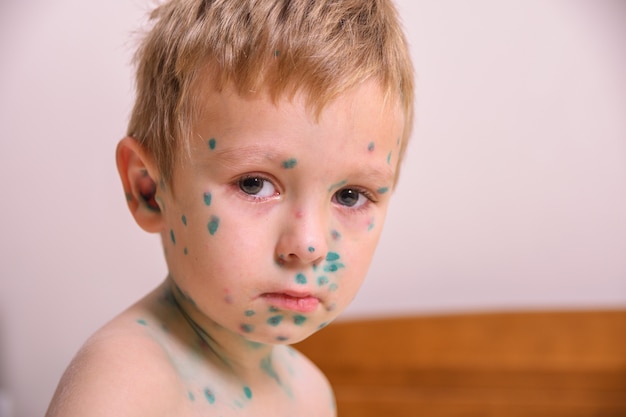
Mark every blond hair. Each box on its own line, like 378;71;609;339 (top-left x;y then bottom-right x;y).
127;0;414;183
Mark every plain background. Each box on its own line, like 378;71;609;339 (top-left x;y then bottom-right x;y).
1;1;625;416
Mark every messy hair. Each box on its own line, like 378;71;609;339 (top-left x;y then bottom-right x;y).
127;0;414;183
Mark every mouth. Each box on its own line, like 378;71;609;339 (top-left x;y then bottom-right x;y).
260;292;320;313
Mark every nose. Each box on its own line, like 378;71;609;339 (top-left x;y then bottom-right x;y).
275;208;329;267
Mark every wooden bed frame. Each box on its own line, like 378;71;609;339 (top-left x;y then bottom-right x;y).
295;309;626;417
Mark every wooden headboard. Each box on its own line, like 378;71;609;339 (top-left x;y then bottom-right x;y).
295;310;626;417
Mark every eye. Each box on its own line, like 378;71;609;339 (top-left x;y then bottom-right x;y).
333;187;370;208
238;176;277;199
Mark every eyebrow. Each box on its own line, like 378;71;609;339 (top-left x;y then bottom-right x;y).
212;144;280;168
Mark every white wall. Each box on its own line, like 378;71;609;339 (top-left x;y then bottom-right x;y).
0;1;624;416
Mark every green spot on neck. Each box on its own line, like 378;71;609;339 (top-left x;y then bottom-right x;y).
181;215;187;225
208;138;216;150
243;386;253;399
169;229;176;245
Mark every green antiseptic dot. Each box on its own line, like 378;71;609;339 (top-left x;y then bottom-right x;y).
183;247;188;256
267;315;284;326
136;319;147;326
317;276;329;286
326;252;340;261
203;192;212;206
368;142;375;151
308;246;315;253
244;310;256;317
243;386;253;400
387;151;392;164
208;216;220;235
204;388;216;404
170;229;176;244
282;158;297;169
293;315;307;325
377;187;389;194
240;324;254;333
329;283;339;292
181;215;187;225
295;273;307;285
208;138;216;150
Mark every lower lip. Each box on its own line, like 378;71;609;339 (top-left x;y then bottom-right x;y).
261;293;320;313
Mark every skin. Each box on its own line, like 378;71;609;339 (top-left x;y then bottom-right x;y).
46;80;403;417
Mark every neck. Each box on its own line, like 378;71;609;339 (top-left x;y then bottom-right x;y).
164;277;276;380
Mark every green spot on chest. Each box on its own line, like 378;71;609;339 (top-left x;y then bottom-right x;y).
204;388;216;404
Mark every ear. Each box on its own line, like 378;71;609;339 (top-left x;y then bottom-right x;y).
116;137;163;233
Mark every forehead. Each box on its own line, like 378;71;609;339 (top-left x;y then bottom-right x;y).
181;80;404;181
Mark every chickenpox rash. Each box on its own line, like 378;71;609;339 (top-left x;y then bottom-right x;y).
368;142;375;152
331;230;341;241
328;180;347;192
377;186;389;194
208;216;220;235
203;192;212;206
387;151;392;165
282;158;297;169
208;138;217;150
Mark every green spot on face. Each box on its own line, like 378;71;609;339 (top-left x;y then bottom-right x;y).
377;187;389;194
329;283;339;292
183;247;188;256
308;246;315;253
244;310;255;317
276;335;288;341
170;229;176;244
368;142;375;151
282;158;297;169
326;252;340;261
293;315;307;325
319;322;329;329
269;306;280;313
204;388;216;404
208;138;216;150
317;276;329;286
243;386;253;400
295;273;307;285
181;215;187;225
331;229;341;240
267;315;284;326
324;263;345;273
208;216;220;235
203;192;212;206
188;391;195;401
328;179;347;192
136;319;147;326
240;323;254;333
387;151;392;165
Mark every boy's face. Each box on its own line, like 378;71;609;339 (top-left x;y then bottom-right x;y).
158;80;403;344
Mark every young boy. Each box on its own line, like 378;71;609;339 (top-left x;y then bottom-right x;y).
46;0;413;416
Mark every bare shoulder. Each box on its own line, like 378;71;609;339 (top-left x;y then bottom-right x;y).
283;346;337;417
45;313;186;417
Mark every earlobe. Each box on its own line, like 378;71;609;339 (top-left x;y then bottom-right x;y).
116;137;163;233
